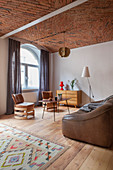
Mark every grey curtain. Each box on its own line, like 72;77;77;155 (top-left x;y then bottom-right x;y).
6;38;21;114
36;49;49;105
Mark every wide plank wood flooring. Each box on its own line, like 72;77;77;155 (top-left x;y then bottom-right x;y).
0;106;113;170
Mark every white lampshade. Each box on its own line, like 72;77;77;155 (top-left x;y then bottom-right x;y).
81;66;90;77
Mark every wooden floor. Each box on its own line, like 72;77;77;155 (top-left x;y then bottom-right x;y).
0;106;113;170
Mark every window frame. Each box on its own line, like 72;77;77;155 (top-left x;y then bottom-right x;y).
20;44;40;92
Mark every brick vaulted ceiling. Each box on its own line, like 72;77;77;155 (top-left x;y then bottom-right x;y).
0;0;113;52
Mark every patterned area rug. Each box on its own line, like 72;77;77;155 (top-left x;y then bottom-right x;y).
0;124;68;170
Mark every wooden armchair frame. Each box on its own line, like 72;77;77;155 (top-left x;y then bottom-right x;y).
12;93;35;119
42;91;57;110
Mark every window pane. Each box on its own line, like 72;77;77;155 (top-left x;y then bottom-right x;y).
28;66;39;88
21;65;26;89
21;48;38;65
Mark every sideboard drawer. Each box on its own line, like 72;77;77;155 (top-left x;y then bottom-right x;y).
66;90;77;95
69;98;77;101
67;100;77;106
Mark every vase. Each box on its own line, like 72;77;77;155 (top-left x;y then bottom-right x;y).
57;93;62;100
71;86;74;91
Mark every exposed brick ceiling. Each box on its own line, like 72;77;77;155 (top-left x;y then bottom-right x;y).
0;0;113;52
0;0;75;36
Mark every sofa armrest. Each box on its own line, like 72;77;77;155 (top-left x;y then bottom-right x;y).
63;103;113;121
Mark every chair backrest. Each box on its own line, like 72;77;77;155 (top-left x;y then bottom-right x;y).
12;93;24;104
42;91;53;99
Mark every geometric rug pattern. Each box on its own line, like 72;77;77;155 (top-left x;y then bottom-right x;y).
0;123;67;170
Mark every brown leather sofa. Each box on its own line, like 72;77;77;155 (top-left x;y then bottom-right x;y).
62;99;113;147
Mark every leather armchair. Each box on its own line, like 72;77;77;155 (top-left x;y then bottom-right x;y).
42;91;57;110
12;93;35;119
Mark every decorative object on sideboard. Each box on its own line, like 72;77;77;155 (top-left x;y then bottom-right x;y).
65;84;69;90
57;93;62;100
55;96;57;101
59;81;64;90
81;66;94;102
59;31;70;57
68;78;77;90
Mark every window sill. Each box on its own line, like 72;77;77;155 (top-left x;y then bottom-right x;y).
22;89;38;93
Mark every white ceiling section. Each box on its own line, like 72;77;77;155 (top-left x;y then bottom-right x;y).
0;0;88;39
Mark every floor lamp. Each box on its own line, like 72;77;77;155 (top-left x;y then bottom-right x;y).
81;66;94;102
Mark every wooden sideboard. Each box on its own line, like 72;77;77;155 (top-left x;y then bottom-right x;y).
56;90;82;107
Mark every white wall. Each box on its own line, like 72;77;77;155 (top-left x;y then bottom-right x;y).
0;38;8;114
52;41;113;105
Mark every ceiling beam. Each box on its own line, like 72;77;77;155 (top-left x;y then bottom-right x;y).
0;0;88;39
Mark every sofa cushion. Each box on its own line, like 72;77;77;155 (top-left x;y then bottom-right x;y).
80;95;113;112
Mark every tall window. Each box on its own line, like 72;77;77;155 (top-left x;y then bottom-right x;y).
20;44;40;90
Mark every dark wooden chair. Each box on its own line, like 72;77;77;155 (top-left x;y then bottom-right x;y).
42;91;57;110
12;93;35;119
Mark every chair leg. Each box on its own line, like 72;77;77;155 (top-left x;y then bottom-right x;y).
42;109;44;119
42;104;46;119
53;103;56;121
